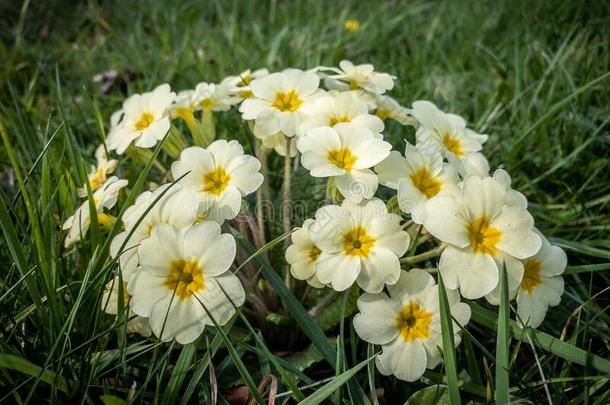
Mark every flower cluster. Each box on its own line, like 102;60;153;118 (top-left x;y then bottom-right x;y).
62;60;567;381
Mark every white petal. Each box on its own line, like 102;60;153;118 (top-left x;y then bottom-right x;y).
376;338;427;382
538;276;564;307
315;252;361;291
370;217;410;256
205;186;243;222
335;169;378;201
129;271;170;318
516;291;548;328
353;293;400;344
461;176;506;220
310;205;352;252
358;248;401;293
387;269;435;300
538;244;567;277
226;156;263;196
139;224;183;274
150;295;205;344
485;254;523;305
492;205;541;259
439;247;498;299
375;151;409;189
423;195;469;247
193;272;245;325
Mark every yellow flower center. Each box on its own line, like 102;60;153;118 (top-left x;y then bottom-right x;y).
395;301;433;342
521;259;542;294
409;168;442;198
174;107;195;122
272;90;303;112
330;115;351;126
327;147;358;172
200;98;217;111
467;217;502;256
349;79;360;90
97;213;116;229
203;166;231;196
240;74;254;86
134;112;155;131
164;259;205;300
375;109;391;121
308;245;321;262
90;168;106;190
343;225;375;258
443;132;463;157
239;90;254;99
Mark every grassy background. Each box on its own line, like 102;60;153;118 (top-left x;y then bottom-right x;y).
0;0;609;403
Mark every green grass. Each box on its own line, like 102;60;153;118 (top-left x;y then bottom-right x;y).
1;0;609;403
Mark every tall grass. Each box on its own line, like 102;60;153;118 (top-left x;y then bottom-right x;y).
1;0;609;402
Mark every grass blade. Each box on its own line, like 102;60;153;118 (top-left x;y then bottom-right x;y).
300;355;376;405
470;304;610;374
163;343;197;404
495;265;510;404
0;353;70;393
437;273;461;405
231;228;370;405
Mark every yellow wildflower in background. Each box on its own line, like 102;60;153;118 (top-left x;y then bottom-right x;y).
344;19;360;32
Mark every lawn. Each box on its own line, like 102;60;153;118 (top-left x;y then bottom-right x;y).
0;0;609;403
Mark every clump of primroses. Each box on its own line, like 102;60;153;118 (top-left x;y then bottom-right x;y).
63;61;566;383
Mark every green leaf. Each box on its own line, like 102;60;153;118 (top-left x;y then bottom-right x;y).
300;355;376;405
164;343;197;404
470;304;610;374
405;385;450;405
232;228;370;405
284;341;329;373
100;395;128;405
437;274;461;405
233;228;336;364
494;265;510;404
0;353;70;393
193;297;264;405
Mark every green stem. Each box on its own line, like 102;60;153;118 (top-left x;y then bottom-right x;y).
400;243;447;265
283;136;293;289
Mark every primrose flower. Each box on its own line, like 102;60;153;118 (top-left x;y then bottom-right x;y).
239;68;324;137
193;82;240;112
373;95;414;125
423;175;542;300
171;140;264;223
110;184;199;282
77;144;118;197
299;92;384;135
224;68;270;100
252;125;298;157
515;231;566;328
129;222;244;344
110;109;124;131
297;123;392;201
353;269;471;381
107;84;176;154
285;219;325;288
101;276;151;337
324;60;394;95
375;142;460;224
309;198;409;293
62;176;128;248
411;100;488;176
168;90;198;121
